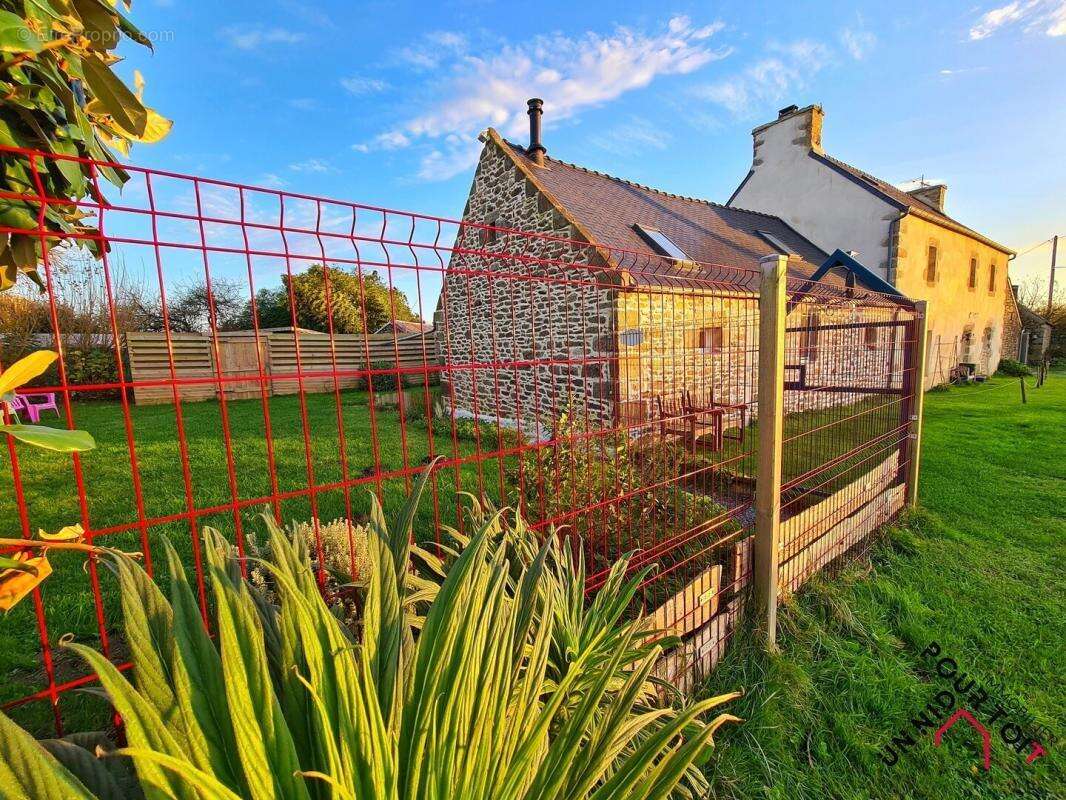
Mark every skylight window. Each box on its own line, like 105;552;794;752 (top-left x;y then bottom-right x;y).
633;224;689;261
755;230;794;255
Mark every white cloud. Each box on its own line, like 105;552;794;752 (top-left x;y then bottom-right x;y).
340;76;389;96
397;30;469;70
221;26;305;50
692;40;829;118
968;1;1066;40
289;158;331;173
840;26;876;60
361;16;727;181
259;173;287;189
588;117;672;157
938;66;989;76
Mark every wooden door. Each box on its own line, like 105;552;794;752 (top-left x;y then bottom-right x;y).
218;338;265;399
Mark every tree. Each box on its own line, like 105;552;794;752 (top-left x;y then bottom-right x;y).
0;0;171;292
238;264;421;333
139;277;246;334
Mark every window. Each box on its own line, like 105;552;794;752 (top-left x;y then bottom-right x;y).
968;257;978;290
619;328;644;347
864;324;878;350
925;244;938;284
799;312;820;361
479;215;505;246
697;326;724;354
633;224;690;261
755;230;794;255
988;261;997;294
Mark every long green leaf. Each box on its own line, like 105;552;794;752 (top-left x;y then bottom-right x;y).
0;711;96;800
208;553;310;800
0;424;95;452
63;642;199;800
162;537;247;793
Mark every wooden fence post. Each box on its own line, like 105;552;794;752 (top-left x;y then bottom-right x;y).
905;300;929;507
754;254;787;649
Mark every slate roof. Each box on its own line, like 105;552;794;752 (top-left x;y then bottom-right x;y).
813;153;1013;255
374;319;431;335
490;131;874;293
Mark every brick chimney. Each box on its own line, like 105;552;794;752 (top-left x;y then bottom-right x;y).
750;104;824;165
907;183;947;212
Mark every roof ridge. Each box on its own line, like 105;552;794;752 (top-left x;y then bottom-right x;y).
500;137;789;223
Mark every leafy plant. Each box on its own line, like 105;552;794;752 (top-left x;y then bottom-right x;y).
996;357;1031;377
0;0;170;291
0;471;739;798
369;359;400;392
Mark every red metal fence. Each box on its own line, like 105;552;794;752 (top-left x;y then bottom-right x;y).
0;145;920;734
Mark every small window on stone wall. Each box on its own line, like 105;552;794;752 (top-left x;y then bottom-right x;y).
619;328;644;347
479;216;507;246
968;256;978;290
988;261;997;294
697;326;724;354
864;324;878;350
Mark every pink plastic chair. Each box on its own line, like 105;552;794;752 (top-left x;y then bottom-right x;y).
20;393;59;423
2;395;26;423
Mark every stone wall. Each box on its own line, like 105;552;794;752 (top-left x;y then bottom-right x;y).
615;288;906;428
615;288;758;427
436;141;618;436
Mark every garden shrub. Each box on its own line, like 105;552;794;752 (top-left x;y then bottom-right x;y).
996;358;1031;377
515;410;735;601
368;360;400;391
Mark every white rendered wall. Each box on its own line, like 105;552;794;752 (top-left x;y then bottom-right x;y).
728;110;898;277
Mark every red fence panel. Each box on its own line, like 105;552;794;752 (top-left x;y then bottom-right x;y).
0;145;918;732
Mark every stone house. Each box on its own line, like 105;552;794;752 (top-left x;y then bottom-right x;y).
436;100;907;438
1008;286;1053;364
728;104;1017;386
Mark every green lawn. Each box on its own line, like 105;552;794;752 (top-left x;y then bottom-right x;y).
0;386;517;735
701;373;1065;799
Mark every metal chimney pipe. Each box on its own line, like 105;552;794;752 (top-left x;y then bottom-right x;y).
526;98;545;166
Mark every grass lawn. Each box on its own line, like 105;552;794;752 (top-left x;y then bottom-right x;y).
0;386;519;735
701;372;1065;799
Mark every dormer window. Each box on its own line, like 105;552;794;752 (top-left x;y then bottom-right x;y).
633;224;689;261
755;230;794;255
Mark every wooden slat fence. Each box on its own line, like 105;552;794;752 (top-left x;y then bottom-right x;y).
125;327;438;405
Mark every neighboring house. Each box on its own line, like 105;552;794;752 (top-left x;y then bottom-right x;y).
437;100;909;435
373;319;431;337
728;104;1016;386
1009;286;1053;364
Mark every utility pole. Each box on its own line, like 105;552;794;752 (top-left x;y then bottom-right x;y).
1048;235;1059;319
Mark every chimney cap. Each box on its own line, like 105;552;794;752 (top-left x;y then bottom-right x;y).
778;104;799;118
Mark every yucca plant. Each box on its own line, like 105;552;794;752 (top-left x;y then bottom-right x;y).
0;470;739;799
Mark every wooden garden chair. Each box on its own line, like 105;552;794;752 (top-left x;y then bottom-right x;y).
655;392;723;453
682;387;748;449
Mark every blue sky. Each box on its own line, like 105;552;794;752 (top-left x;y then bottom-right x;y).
111;0;1066;309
